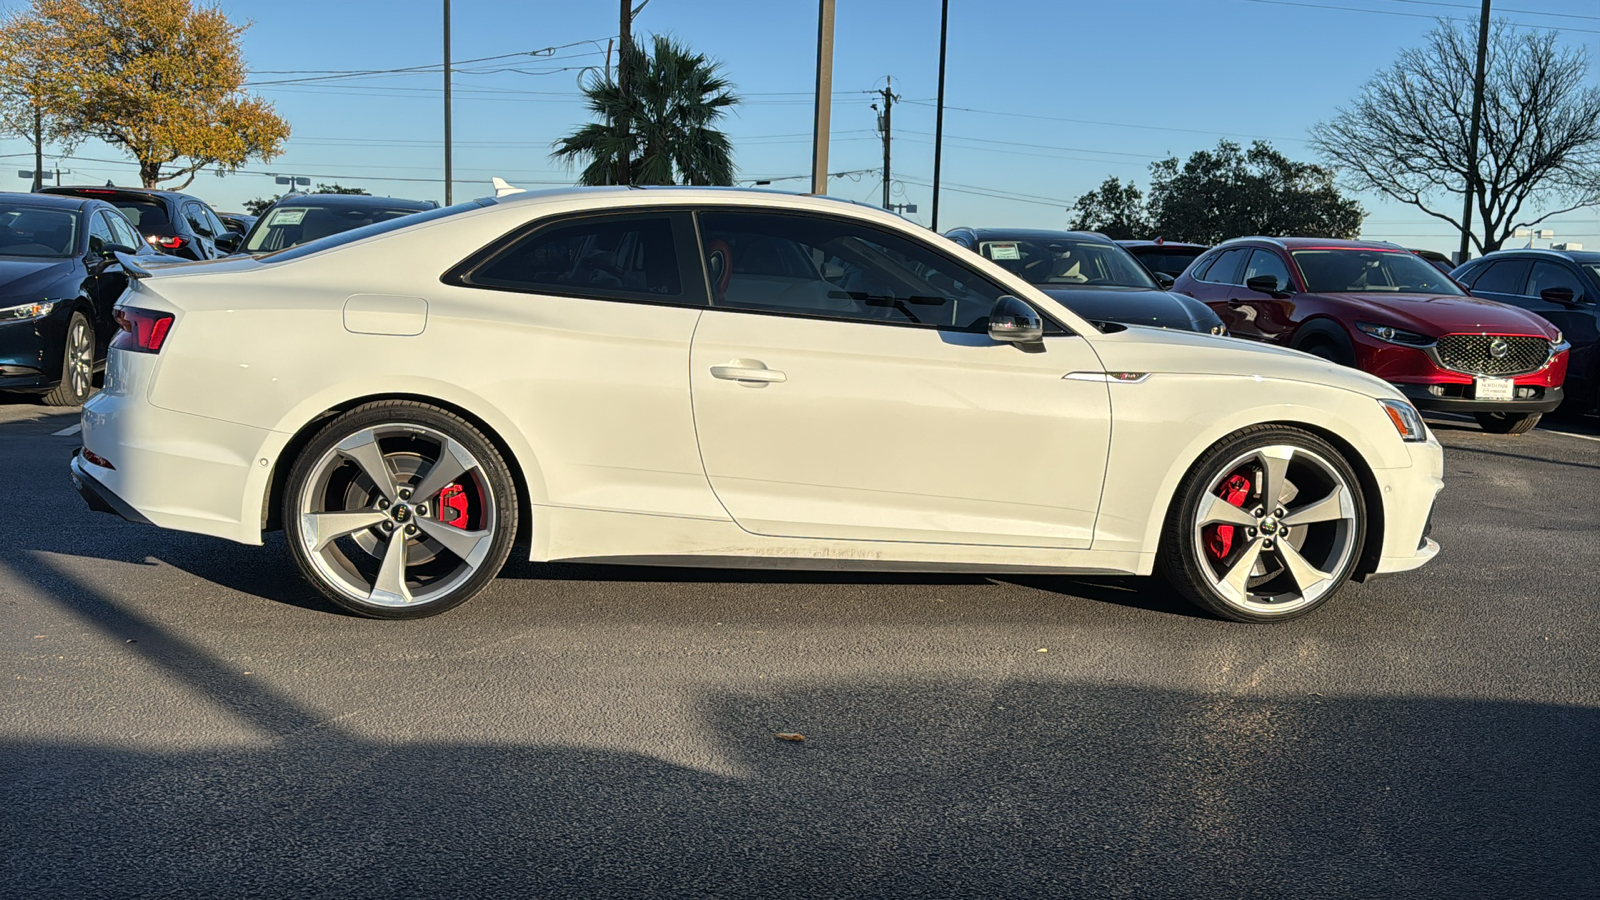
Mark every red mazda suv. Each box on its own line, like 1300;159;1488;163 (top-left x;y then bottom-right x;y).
1173;238;1570;434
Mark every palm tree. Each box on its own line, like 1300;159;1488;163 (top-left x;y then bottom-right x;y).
553;34;739;186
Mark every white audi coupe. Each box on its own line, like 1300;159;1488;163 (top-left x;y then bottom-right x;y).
71;188;1443;621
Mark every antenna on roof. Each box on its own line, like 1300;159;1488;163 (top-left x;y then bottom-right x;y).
491;177;525;198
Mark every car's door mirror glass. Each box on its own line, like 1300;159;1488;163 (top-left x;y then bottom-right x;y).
1154;271;1176;289
214;232;242;254
988;295;1043;343
1540;286;1577;305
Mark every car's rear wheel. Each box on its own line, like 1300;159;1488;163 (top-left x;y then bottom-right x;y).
284;401;518;619
1160;426;1366;623
42;312;94;407
1474;412;1540;435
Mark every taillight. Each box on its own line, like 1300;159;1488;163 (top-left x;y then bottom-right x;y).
111;307;174;353
148;235;187;250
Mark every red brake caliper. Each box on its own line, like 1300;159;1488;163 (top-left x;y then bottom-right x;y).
1205;474;1253;558
436;484;469;530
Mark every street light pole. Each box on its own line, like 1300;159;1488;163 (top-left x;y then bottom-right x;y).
810;0;835;196
931;0;948;231
443;0;453;206
1458;0;1491;262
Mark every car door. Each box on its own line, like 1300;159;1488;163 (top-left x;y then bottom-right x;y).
688;209;1112;549
1232;248;1299;344
1523;260;1598;388
181;201;220;258
86;210;133;352
1461;258;1532;307
1186;247;1251;335
444;210;717;519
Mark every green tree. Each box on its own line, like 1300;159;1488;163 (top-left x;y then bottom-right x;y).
552;34;739;186
243;183;370;215
1069;176;1152;239
0;6;80;185
1147;140;1364;244
1311;20;1600;254
15;0;289;189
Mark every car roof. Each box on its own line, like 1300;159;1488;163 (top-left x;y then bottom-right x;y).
947;227;1118;245
1215;236;1407;252
1116;240;1208;250
1472;248;1600;264
40;185;201;203
0;190;96;211
270;193;435;210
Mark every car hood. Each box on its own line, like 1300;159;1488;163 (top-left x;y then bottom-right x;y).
0;257;78;299
1314;291;1558;338
1090;322;1405;401
1039;287;1218;332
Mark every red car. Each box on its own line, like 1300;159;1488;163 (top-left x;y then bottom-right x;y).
1173;238;1570;434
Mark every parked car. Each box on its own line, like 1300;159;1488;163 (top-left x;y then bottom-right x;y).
0;191;157;405
946;228;1226;334
1117;239;1210;280
1410;248;1456;276
1451;248;1600;415
238;194;437;255
217;212;258;235
72;188;1443;624
40;186;239;260
1173;237;1569;434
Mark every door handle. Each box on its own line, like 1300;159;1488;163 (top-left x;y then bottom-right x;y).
710;359;787;384
1227;299;1247;308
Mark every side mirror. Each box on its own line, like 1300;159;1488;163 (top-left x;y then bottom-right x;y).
988;295;1043;343
821;262;845;281
1246;274;1282;294
1154;272;1176;289
1540;286;1578;306
214;232;243;254
99;243;138;257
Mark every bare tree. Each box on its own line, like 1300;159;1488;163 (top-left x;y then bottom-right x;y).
1311;20;1600;255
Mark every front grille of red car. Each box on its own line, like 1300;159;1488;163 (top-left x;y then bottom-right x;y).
1433;335;1552;376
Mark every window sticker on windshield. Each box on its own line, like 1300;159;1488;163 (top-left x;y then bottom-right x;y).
268;208;307;226
982;241;1021;260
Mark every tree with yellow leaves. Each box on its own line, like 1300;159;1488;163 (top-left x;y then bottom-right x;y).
0;0;290;189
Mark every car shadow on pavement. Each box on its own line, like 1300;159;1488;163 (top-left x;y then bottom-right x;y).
4;553;1597;899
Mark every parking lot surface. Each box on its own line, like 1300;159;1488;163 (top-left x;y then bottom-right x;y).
3;398;1597;898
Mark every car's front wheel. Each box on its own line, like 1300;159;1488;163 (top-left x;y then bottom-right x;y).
1474;412;1540;435
1160;426;1366;622
284;401;518;618
42;312;94;407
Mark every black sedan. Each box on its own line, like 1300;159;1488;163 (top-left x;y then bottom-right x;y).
238;193;437;255
946;228;1227;334
1452;248;1600;415
0;192;157;405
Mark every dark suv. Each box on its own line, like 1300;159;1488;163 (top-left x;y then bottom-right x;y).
39;186;238;260
1451;248;1600;415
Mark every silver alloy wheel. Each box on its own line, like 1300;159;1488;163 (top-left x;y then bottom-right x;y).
295;424;497;608
1191;444;1358;615
67;317;93;401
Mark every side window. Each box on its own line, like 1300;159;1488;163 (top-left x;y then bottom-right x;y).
183;203;214;236
1243;249;1293;290
458;212;699;306
1451;261;1485;287
1199;248;1249;285
106;210;143;249
87;211;116;254
1470;259;1531;295
698;210;1048;332
1527;261;1584;300
202;206;227;239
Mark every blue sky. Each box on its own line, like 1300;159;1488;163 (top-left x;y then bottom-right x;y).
4;0;1598;251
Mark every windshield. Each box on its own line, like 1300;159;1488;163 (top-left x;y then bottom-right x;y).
0;204;80;258
977;237;1157;289
1129;248;1204;278
1292;249;1464;295
245;202;432;253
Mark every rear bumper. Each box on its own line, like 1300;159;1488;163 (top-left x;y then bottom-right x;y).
71;450;151;525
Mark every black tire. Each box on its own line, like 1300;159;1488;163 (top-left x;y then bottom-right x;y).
283;400;518;619
1474;412;1540;435
1298;336;1355;367
41;312;94;407
1159;425;1367;623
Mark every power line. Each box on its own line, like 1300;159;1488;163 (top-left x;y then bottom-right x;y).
1238;0;1600;34
1376;0;1600;22
899;99;1310;144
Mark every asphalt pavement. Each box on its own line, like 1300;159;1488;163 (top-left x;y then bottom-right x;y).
3;396;1597;899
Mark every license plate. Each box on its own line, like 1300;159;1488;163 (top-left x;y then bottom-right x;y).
1474;376;1514;402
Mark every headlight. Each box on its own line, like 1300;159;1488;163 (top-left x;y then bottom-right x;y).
1356;321;1434;347
1378;399;1428;442
0;301;55;322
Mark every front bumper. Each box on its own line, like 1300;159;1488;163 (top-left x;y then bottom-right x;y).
1398;382;1564;415
1368;430;1446;577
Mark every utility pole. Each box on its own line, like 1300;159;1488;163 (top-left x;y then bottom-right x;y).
875;78;897;210
1459;0;1491;263
617;0;633;186
931;0;949;231
443;0;453;205
810;0;835;196
31;105;43;193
